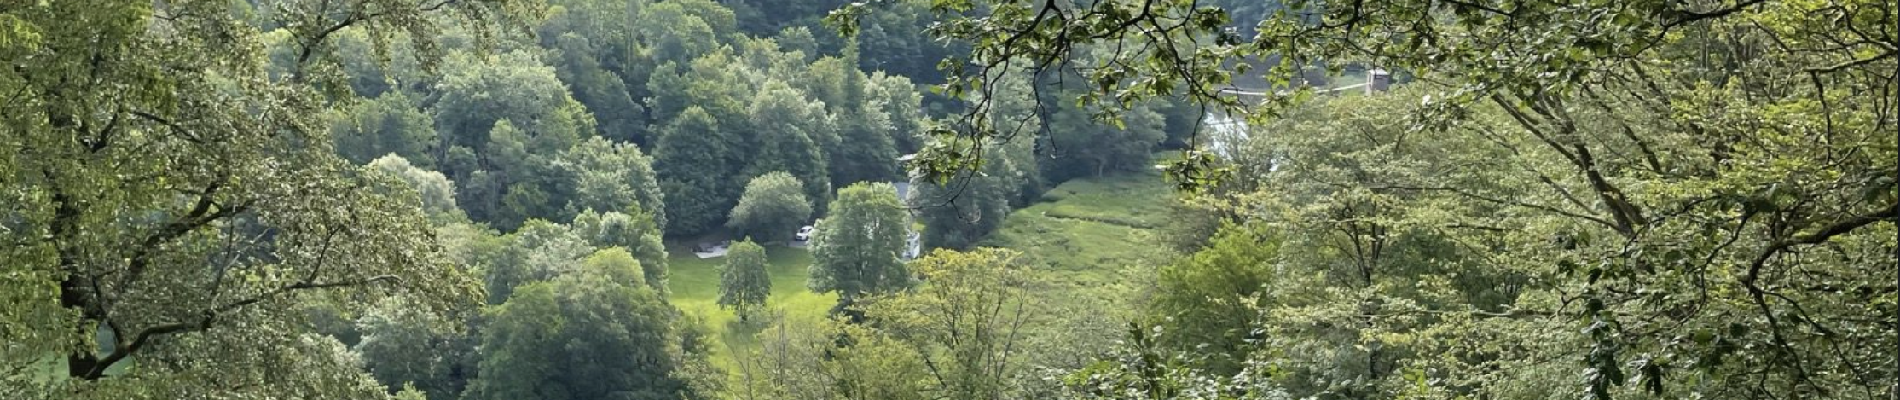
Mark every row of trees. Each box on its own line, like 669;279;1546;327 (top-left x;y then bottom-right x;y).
317;0;938;236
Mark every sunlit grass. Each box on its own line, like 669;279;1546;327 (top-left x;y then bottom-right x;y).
982;172;1176;290
667;171;1177;376
665;244;834;372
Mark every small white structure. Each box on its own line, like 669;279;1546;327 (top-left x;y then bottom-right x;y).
1366;68;1392;94
903;232;922;260
692;241;731;259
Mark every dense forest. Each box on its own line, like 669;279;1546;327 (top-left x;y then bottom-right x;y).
2;0;1895;400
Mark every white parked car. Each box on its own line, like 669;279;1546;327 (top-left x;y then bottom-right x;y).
795;225;815;242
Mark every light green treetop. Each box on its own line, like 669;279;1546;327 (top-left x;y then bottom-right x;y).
808;182;912;303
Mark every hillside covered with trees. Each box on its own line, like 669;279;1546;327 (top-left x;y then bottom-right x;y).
2;0;1894;400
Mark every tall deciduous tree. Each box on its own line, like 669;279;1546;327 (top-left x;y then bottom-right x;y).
355;296;468;400
332;90;439;169
1141;224;1279;374
653;106;745;235
463;249;700;400
744;80;835;209
571;209;671;297
864;248;1040;400
481;220;594;305
808;182;912;305
548;32;649;145
728;172;815;243
0;0;520;396
912;142;1022;250
368;154;463;221
431;50;596;230
717;239;772;321
1042;98;1165;182
557;136;667;228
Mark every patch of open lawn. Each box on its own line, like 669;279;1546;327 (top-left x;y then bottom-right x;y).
665;244;835;372
975;172;1181;365
667;171;1179;375
983;172;1178;285
1028;176;1176;230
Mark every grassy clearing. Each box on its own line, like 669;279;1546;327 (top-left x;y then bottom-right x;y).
665;244;834;371
975;171;1181;364
1028;177;1176;230
668;171;1179;374
982;172;1177;288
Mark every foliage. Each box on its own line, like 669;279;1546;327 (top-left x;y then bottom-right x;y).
808;183;913;304
1042;97;1168;181
0;0;524;397
745;81;836;209
481;220;594;305
463;255;702;400
654;106;745;235
432;50;597;230
912;148;1021;250
556;136;668;228
571;209;671;296
332;91;439;169
728;172;815;243
863;248;1041;400
1053;323;1287;400
1142;224;1279;374
730;316;932;400
717;239;772;321
368;154;464;221
355;296;468;400
838;0;1899;398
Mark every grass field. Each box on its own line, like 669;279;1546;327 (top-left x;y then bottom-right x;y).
668;171;1179;374
664;243;834;370
981;172;1178;290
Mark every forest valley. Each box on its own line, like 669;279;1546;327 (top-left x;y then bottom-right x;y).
1;0;1895;400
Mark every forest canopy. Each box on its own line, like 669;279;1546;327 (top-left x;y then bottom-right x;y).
2;0;1894;399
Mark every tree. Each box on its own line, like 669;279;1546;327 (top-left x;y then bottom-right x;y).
1042;95;1166;182
653;106;746;235
808;182;912;306
732;317;932;400
557;136;667;228
431;50;592;156
863;248;1040;400
431;50;596;230
728;172;815;243
744;80;835;209
329;26;431;98
912;147;1019;250
717;239;772;321
368;154;463;221
571;209;671;297
332;90;439;169
462;252;700;400
829;98;901;187
481;220;595;305
355;296;469;400
867;71;928;153
1141;224;1280;374
547;33;650;146
0;0;516;396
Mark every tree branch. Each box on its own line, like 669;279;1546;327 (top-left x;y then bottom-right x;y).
77;274;399;379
